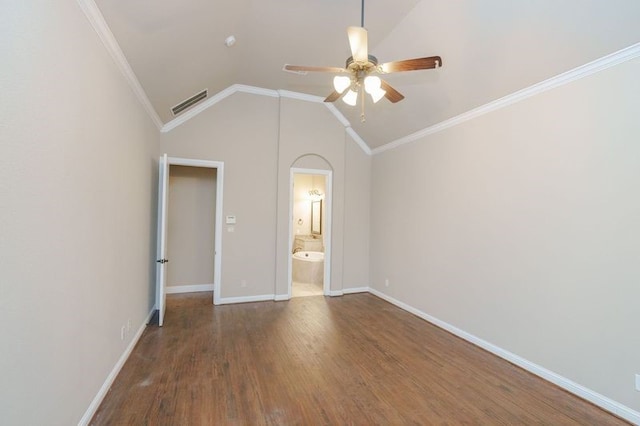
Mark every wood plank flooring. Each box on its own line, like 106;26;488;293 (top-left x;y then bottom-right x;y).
91;292;629;425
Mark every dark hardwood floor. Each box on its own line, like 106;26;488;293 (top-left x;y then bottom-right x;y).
91;292;628;425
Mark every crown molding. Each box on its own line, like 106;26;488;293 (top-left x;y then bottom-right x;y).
324;103;351;128
373;42;640;155
77;0;163;130
237;85;280;98
277;90;324;103
161;85;238;133
277;91;354;132
77;0;370;156
162;85;280;133
162;85;372;156
75;2;639;157
346;127;373;156
279;91;373;155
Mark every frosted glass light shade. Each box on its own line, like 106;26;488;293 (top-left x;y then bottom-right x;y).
369;87;386;103
342;89;358;106
364;75;382;93
333;75;351;94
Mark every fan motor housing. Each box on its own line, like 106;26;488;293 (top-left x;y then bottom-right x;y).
346;55;378;72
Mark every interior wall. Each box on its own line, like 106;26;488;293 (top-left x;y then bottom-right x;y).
370;57;640;412
167;165;216;289
160;93;372;300
343;136;372;289
0;2;160;424
160;92;279;299
275;98;347;296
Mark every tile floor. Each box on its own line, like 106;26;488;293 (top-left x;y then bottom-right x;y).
291;280;323;297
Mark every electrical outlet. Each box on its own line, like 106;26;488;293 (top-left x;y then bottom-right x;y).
635;374;640;391
384;278;390;287
241;280;247;288
120;326;126;341
127;319;131;332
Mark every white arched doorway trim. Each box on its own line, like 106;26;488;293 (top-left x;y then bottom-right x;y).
288;167;333;298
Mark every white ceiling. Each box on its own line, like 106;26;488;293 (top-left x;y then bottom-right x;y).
95;0;640;149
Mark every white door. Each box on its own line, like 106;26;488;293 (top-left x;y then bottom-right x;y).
155;154;169;326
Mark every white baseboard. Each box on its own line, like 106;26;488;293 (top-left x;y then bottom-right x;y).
78;308;156;425
329;287;370;297
277;287;369;300
343;286;370;294
216;294;276;305
166;284;214;294
367;288;640;425
81;288;638;424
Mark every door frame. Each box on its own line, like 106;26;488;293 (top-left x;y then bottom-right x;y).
288;168;332;298
156;156;225;314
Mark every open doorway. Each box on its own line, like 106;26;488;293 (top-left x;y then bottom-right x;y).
288;168;332;298
156;156;224;326
166;165;217;294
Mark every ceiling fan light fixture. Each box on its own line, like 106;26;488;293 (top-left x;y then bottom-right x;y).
364;75;385;103
369;87;386;103
364;75;381;93
342;89;358;106
281;0;442;115
333;75;351;94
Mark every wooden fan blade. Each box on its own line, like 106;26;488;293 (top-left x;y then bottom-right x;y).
347;26;368;63
380;80;405;103
324;90;344;103
284;64;346;73
379;56;442;73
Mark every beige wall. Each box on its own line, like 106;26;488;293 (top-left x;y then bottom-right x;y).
160;93;279;299
9;0;637;422
275;98;347;296
160;93;371;299
343;136;372;289
370;57;640;411
167;165;216;288
0;2;159;424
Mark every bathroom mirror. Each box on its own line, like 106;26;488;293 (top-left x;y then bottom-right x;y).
311;200;322;235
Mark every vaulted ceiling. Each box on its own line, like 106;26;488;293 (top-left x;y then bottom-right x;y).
95;0;640;150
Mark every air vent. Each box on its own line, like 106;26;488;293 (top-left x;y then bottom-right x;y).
171;89;208;116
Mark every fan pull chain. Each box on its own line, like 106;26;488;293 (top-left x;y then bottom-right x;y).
360;88;366;122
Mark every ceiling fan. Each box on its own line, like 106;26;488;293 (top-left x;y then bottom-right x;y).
283;0;442;122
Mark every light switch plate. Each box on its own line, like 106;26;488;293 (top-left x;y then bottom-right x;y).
226;215;236;224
